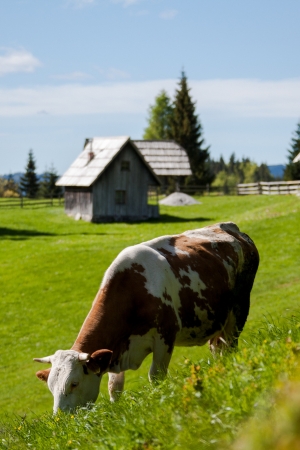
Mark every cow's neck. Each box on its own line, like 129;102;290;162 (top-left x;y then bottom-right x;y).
71;275;132;357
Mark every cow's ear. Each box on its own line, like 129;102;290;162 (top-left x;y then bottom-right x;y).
36;368;51;382
87;350;113;374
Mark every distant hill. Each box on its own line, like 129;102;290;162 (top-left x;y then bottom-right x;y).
1;173;24;183
268;165;285;180
1;173;47;183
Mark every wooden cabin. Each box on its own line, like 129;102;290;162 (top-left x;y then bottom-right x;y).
133;140;192;189
56;136;160;222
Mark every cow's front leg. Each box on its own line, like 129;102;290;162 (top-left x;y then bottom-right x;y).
148;337;173;382
108;372;125;401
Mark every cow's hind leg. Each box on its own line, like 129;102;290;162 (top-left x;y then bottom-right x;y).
149;337;173;383
209;293;250;355
108;372;125;401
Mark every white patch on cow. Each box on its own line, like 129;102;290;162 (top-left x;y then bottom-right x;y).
112;329;156;372
179;267;207;297
222;258;236;289
175;307;215;346
149;333;172;380
194;305;212;323
183;224;235;244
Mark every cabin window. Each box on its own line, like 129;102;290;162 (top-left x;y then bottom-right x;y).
121;160;130;171
115;190;126;205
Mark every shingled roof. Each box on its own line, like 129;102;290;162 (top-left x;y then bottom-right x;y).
133;140;192;177
293;153;300;163
56;136;160;187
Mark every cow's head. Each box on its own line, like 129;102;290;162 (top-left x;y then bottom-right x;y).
34;349;112;413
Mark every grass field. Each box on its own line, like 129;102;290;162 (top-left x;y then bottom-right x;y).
1;195;300;448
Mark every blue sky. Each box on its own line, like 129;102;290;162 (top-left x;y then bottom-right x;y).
1;0;300;174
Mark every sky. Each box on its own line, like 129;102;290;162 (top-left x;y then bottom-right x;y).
1;0;300;175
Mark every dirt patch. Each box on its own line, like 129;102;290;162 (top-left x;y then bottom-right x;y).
159;192;201;206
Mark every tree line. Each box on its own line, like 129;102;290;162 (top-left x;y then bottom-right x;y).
0;150;62;198
143;72;300;187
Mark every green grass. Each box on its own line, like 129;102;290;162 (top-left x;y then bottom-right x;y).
1;318;300;449
0;195;300;448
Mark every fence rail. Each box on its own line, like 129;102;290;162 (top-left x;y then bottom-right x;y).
237;181;300;195
0;196;64;208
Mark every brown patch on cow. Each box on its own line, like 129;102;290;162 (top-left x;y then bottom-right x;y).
72;263;179;360
36;369;51;382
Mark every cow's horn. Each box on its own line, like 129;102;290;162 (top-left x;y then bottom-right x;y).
33;356;53;363
78;353;90;361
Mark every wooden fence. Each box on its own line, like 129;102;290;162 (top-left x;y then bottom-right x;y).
237;181;300;195
0;196;64;208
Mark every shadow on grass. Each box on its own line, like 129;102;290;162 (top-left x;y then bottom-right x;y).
0;227;57;240
0;227;112;240
150;214;213;224
91;215;212;225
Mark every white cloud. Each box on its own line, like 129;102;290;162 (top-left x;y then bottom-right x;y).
190;78;300;118
1;78;300;118
159;9;178;20
0;49;41;76
52;71;92;81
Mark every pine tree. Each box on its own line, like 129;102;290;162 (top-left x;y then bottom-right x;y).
284;122;300;180
143;90;174;140
20;150;39;198
169;71;211;183
39;165;62;198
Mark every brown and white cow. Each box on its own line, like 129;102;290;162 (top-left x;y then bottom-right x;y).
34;222;259;413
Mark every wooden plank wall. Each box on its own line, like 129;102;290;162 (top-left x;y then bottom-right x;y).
65;190;93;218
92;143;158;221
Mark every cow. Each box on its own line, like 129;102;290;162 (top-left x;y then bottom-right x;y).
34;222;259;413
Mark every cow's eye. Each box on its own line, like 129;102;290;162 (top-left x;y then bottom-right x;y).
71;382;79;389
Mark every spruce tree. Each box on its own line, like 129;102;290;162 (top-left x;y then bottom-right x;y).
169;71;211;183
20;150;39;198
284;122;300;180
39;165;62;198
143;90;174;140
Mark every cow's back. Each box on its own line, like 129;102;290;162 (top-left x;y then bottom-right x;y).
100;222;258;349
135;222;259;346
